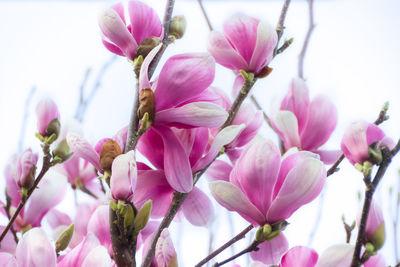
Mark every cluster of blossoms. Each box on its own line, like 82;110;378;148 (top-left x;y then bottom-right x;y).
0;0;397;267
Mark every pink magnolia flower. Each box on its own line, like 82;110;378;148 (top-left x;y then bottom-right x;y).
279;246;318;267
358;200;385;250
134;46;228;193
69;202;100;248
316;244;385;267
15;228;57;267
155;229;177;267
341;120;394;165
15;148;38;189
35;98;60;136
98;1;162;60
208;14;277;75
0;252;17;267
110;151;137;201
271;78;340;164
210;137;326;226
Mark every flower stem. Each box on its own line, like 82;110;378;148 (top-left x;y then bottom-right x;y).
212;240;261;267
195;224;254;267
0;143;52;244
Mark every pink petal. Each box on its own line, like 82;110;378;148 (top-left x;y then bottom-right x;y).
98;7;137;59
232;74;245;97
223;15;258;63
154;53;215;110
250;233;288;265
137;128;164;169
0;226;17;254
209;181;265;226
230;138;281;215
189;127;210;167
102;38;124;57
16;228;56;267
111;2;125;24
70;202;99;248
280;78;310;133
58;233;101;267
110;151;137;201
300;95;337;151
248;21;277;74
0;253;17;267
279;246;318;267
366;123;386;146
207;31;248;71
193;124;245;172
153;126;193;193
362;200;384;240
138;44;162;90
341;121;369;165
128;0;163;45
182;187;214;226
271;111;301;150
81;245;112;267
87;205;111;255
23;172;67;227
364;253;386;267
267;157;325;222
183;86;231;111
313;150;342;165
35;98;60;136
45;209;72;229
206;160;232;182
155;229;177;267
155;102;228;128
316;244;354;267
67;133;101;172
133;169;173;218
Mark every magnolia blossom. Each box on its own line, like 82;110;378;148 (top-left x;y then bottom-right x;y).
358;200;385;250
271;78;339;164
110;151;137;201
35;98;60;136
98;1;162;60
341;120;394;165
15;148;38;189
316;244;386;267
279;246;318;267
208;14;277;75
209;137;326;264
155;229;177;267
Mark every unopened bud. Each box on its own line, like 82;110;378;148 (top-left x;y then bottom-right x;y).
136;37;161;59
368;146;383;164
134;200;152;233
169;15;186;40
46;118;61;140
22;166;36;189
255;66;273;78
100;140;122;172
56;224;74;253
370;222;385;250
137;88;156;122
53;139;73;163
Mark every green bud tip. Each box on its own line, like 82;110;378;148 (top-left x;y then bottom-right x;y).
55;224;74;253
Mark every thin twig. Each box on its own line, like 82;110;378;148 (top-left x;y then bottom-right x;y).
74;55;117;122
307;186;326;246
197;0;213;31
273;0;292;56
0;144;53;244
195;224;254;267
124;77;140;152
18;86;36;153
298;0;315;79
212;240;261;267
350;142;400;267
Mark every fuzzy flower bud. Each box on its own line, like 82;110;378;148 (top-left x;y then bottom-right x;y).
169;15;186;40
16;148;38;189
136;37;161;59
36;98;60;138
100;139;122;172
137;88;156;121
110;151;137;201
358;200;385;250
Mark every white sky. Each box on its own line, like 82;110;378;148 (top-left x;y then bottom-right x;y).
0;0;400;265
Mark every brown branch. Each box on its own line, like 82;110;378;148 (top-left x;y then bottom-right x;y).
197;0;213;31
125;77;141;152
195;224;254;267
212;240;261;267
0;144;53;244
298;0;315;79
274;0;292;56
350;141;400;267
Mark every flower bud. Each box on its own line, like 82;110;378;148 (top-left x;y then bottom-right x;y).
55;224;74;253
110;151;137;201
156;229;178;267
52;139;73;163
100;139;122;172
364;201;385;250
16;148;38;189
136;37;162;59
134;200;152;233
137;88;156;122
169;15;186;40
36;98;60;137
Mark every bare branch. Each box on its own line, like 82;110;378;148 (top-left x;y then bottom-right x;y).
298;0;315;79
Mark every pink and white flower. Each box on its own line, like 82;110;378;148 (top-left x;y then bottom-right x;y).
35;98;60;137
110;151;137;201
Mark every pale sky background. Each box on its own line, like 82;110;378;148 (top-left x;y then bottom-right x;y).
0;0;399;266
